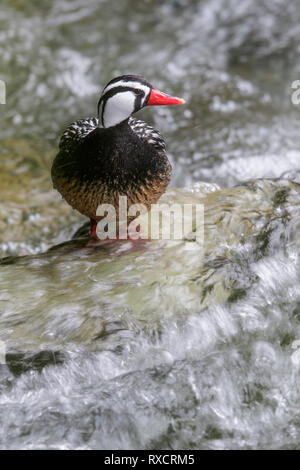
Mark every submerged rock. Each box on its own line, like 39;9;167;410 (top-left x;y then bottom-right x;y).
1;177;300;350
1;177;300;449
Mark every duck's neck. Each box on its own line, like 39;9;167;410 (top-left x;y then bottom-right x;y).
99;117;130;131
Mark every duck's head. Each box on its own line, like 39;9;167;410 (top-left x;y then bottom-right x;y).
97;74;185;128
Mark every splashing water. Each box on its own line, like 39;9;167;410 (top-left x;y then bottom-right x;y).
1;0;300;450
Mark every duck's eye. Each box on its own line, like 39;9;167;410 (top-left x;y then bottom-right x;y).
133;88;147;111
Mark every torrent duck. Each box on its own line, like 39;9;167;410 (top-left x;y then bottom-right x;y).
51;75;184;238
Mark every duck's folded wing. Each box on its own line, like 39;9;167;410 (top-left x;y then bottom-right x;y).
128;117;166;153
59;117;99;152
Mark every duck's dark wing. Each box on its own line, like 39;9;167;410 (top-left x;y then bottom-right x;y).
128;117;166;152
59;117;99;152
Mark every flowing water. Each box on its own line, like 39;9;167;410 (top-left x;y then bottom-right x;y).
1;0;300;449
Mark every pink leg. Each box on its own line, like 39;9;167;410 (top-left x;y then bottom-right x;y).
90;219;98;239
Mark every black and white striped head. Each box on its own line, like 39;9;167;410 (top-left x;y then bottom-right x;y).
97;74;184;128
